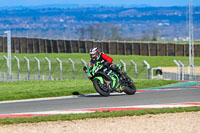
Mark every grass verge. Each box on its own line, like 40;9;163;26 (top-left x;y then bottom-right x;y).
0;79;178;101
1;106;200;125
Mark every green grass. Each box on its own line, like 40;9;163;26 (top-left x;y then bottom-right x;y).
1;52;200;80
1;106;199;125
0;79;178;101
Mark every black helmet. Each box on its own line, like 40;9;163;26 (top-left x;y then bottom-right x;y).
89;47;101;61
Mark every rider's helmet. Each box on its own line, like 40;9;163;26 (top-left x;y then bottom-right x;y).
89;47;101;61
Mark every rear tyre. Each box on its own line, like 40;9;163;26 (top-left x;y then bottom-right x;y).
93;79;110;97
123;76;136;95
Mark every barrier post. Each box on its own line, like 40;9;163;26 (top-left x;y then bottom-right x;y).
130;60;137;78
45;57;52;80
3;55;10;80
178;60;185;81
143;60;150;79
34;57;40;80
14;56;20;81
81;59;88;79
4;31;12;81
174;60;181;81
69;58;75;79
56;58;63;80
24;56;30;80
120;59;126;72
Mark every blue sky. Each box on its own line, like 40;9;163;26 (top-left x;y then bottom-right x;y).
0;0;200;7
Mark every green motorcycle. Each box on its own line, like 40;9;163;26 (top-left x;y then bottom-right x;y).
83;61;136;96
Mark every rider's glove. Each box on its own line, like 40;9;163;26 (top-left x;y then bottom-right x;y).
87;70;93;79
88;75;91;79
103;61;110;68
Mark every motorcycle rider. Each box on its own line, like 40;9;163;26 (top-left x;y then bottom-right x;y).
89;47;126;82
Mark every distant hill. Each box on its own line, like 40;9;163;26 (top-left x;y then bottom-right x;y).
0;4;153;10
0;6;199;41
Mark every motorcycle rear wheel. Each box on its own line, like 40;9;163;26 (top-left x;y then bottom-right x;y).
93;79;110;96
123;76;136;95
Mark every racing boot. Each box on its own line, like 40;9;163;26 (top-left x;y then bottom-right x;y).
118;71;126;81
116;86;125;93
117;70;127;90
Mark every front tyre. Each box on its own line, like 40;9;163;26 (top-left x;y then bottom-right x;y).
123;76;136;95
93;79;110;97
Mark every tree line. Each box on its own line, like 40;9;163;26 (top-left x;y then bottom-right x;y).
78;23;158;41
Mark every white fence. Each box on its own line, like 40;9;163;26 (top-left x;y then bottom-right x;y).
0;56;199;81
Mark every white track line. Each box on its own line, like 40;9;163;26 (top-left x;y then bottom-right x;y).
1;102;200;116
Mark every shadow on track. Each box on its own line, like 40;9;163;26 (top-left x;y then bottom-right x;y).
78;93;127;98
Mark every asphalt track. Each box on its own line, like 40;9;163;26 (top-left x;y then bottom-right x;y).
0;82;200;116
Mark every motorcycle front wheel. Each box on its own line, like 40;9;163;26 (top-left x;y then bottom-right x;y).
93;79;110;97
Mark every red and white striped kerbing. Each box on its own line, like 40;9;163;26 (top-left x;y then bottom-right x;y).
0;102;200;119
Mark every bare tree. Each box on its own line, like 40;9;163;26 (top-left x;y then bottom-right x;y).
88;25;95;40
152;29;159;41
87;23;121;41
111;26;121;40
141;29;152;41
78;27;85;40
